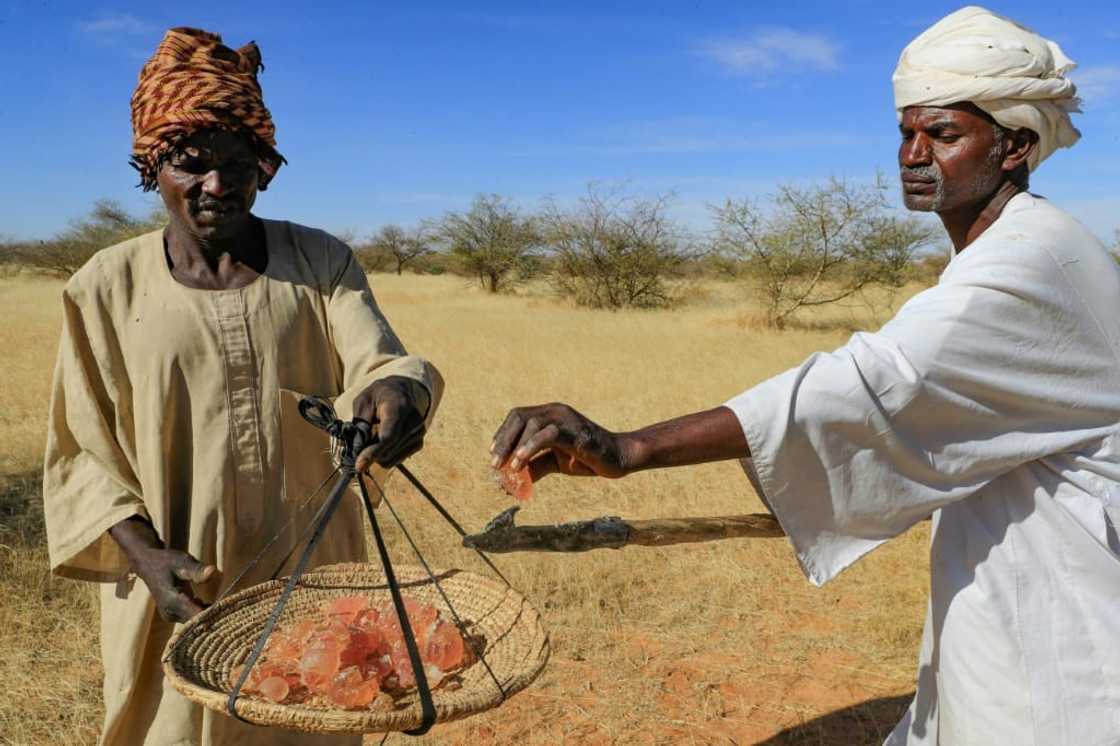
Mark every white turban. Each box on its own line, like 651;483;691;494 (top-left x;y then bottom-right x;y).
893;6;1081;171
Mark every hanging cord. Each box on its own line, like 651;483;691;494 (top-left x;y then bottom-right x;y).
361;474;508;702
210;465;341;607
357;474;437;735
396;464;512;588
395;464;468;535
163;464;343;673
264;469;344;582
226;466;353;720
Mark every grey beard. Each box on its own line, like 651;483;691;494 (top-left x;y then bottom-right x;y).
902;137;1004;211
903;164;945;209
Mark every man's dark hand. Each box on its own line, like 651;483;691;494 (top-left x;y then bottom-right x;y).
490;404;750;484
109;516;216;624
490;403;633;481
132;547;215;623
352;375;430;472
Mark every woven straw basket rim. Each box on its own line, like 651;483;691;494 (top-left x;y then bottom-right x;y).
163;562;550;734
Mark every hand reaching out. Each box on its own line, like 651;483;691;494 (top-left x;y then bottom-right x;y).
490;403;632;481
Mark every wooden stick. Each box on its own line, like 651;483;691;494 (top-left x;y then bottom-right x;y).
462;508;783;554
627;514;784;545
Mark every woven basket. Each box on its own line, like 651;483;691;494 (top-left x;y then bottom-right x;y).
163;563;549;734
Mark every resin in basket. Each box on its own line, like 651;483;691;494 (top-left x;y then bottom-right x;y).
163;563;549;734
229;594;468;709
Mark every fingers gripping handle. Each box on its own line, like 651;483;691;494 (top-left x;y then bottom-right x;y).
348;419;374;460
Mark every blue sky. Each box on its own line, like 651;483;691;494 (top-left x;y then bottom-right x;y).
1;1;1117;243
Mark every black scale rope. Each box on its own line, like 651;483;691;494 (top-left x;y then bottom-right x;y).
180;395;509;737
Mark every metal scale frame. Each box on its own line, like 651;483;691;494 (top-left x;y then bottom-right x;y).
219;395;509;736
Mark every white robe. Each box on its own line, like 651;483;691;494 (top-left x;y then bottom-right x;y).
725;193;1120;745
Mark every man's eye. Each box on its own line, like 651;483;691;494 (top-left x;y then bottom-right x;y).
171;157;209;174
169;157;256;176
926;127;959;141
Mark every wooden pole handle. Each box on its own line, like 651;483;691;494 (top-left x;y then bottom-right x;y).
625;514;784;546
462;512;784;554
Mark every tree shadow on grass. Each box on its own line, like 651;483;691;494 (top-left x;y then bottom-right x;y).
757;693;913;745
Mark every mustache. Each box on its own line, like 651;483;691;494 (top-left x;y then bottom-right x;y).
900;165;941;182
191;196;244;213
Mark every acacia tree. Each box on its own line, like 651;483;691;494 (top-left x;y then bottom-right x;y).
542;186;691;309
436;195;540;292
712;177;936;328
17;200;167;277
358;224;432;275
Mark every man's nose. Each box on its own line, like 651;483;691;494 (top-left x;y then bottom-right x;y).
899;134;932;168
200;168;229;197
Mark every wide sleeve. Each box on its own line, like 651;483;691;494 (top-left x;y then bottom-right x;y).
322;241;444;425
725;241;1120;585
42;282;147;582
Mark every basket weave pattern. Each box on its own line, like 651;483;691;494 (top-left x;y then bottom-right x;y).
163;563;549;733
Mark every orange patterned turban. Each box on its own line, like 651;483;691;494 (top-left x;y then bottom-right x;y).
130;27;285;191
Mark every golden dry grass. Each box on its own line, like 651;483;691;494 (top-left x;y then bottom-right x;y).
0;273;929;745
0;278;103;745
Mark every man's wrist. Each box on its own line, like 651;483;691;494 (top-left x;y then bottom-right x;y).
407;378;432;420
617;431;649;476
109;515;162;563
615;407;749;473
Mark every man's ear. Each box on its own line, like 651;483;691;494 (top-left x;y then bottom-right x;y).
1002;128;1039;173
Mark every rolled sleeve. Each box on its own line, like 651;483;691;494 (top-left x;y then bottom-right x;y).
325;240;444;426
724;236;1120;586
726;367;891;586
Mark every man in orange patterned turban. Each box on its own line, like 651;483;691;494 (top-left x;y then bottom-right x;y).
130;27;285;191
43;26;443;746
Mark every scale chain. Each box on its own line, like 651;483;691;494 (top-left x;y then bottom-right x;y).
396;464;512;589
363;474;508;702
357;474;438;735
206;465;341;610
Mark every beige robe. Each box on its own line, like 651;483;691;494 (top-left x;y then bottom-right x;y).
42;220;443;746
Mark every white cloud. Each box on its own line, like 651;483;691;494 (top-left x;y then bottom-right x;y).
1073;66;1120;105
78;14;155;38
699;28;840;76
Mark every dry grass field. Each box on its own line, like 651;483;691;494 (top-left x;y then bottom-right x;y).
0;272;930;745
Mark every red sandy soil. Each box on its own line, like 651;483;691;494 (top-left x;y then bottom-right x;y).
363;620;913;745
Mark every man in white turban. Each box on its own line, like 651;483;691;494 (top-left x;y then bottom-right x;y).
893;5;1081;172
490;7;1120;745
